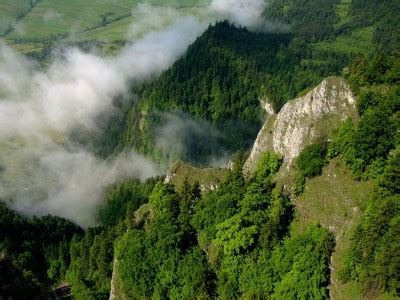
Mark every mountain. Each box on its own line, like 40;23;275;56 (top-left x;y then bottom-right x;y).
244;76;357;174
105;0;400;165
0;0;399;299
104;51;398;299
246;52;400;299
113;21;352;165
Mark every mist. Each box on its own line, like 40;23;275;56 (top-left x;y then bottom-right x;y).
155;112;230;167
210;0;268;28
0;15;204;226
0;1;272;226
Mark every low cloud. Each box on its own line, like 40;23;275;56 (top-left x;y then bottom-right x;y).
0;16;204;226
2;149;157;227
209;0;268;28
43;9;63;24
127;0;273;41
155;112;230;166
128;4;185;39
262;19;290;33
0;0;277;226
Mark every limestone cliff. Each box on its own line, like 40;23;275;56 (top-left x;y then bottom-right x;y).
109;260;117;300
109;258;127;300
244;77;356;175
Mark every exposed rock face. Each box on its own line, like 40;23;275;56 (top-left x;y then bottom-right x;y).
163;160;228;193
244;113;277;174
109;259;117;300
109;259;128;300
244;77;356;175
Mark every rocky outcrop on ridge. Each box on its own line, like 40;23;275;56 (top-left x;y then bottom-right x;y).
244;77;356;174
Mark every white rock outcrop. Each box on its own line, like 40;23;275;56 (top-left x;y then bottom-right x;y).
109;259;117;300
244;77;356;174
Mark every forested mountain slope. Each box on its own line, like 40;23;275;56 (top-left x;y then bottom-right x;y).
244;76;357;174
0;202;83;298
0;0;399;299
110;153;335;299
53;52;399;299
114;21;352;165
103;0;400;166
265;0;400;52
247;52;400;299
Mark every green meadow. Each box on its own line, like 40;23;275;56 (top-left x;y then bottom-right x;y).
0;0;31;35
1;0;207;54
312;27;375;56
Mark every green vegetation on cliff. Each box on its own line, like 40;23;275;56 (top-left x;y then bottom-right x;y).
116;21;352;164
112;153;334;299
330;53;400;297
0;202;83;298
0;1;399;299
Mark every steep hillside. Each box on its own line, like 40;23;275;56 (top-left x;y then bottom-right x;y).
329;53;400;299
266;0;400;53
244;76;357;174
290;157;374;299
0;0;32;36
110;152;336;299
115;21;351;165
0;1;398;299
243;52;400;299
219;74;371;297
164;161;229;193
2;0;203;54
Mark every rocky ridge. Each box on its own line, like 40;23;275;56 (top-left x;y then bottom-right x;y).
244;76;356;175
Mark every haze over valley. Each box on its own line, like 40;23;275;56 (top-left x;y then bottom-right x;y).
0;0;270;226
0;0;398;298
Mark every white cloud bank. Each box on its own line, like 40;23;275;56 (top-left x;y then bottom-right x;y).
0;0;272;226
210;0;268;27
0;16;204;227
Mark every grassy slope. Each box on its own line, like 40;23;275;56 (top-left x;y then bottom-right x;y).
2;0;205;54
69;15;137;41
6;0;139;39
71;6;204;42
312;27;375;56
334;0;352;29
0;0;31;35
288;157;375;299
4;0;204;39
310;0;375;56
166;161;229;193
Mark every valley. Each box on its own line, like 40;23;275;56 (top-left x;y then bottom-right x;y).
0;0;399;299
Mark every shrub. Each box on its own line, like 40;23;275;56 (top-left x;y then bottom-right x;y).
255;152;282;180
297;143;327;178
294;174;306;196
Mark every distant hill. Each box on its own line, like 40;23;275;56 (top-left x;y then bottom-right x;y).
0;0;32;36
266;0;400;53
1;0;203;53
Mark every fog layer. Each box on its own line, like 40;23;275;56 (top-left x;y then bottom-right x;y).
0;16;203;226
0;0;269;226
